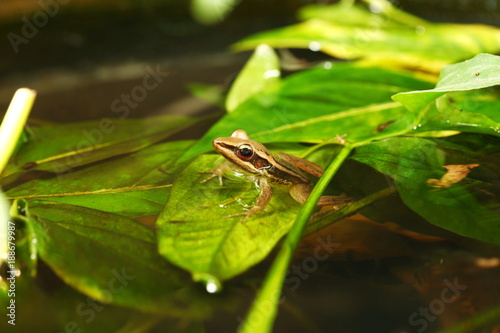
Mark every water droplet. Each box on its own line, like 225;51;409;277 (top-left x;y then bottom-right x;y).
206;280;219;293
323;62;332;69
308;41;321;52
369;1;385;13
263;69;280;79
416;26;426;35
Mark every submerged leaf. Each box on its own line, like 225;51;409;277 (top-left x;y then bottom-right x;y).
427;164;480;189
352;137;500;244
24;201;210;317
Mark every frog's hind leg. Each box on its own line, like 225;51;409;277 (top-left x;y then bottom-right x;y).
289;183;312;204
289;183;354;207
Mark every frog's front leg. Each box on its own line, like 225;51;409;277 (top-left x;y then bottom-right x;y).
228;178;272;222
199;160;233;186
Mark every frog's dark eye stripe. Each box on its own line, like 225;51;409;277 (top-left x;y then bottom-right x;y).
236;144;254;160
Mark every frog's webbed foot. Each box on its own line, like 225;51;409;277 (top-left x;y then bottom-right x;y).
225;205;263;223
225;179;272;223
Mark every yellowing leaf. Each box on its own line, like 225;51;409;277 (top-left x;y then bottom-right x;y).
233;3;500;73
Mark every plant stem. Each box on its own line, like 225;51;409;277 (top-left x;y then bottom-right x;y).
238;145;353;333
0;88;37;176
304;186;397;236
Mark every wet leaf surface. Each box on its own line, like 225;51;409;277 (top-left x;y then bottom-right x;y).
157;154;301;282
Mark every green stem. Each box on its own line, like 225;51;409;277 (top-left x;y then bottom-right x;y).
304;186;396;236
238;145;353;333
0;88;37;176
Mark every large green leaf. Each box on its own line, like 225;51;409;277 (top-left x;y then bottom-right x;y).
351;137;500;244
157;154;302;282
225;44;280;112
6;141;193;217
180;63;434;161
1;115;196;186
22;200;210;317
393;53;500;137
232;3;500;72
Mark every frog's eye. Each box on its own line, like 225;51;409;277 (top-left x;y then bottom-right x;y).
236;144;254;160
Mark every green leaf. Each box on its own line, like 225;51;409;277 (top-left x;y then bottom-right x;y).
351;137;500;244
156;154;302;282
181;63;434;161
393;53;500;136
6;141;193;217
22;200;210;317
1;115;196;186
225;44;280;112
232;3;500;72
394;53;500;111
